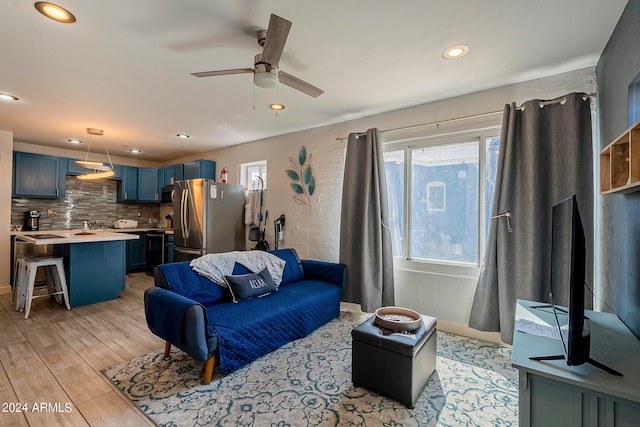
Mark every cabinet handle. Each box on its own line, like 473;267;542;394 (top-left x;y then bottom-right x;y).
56;188;59;198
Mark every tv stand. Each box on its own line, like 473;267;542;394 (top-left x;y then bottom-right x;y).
513;300;640;427
529;354;623;376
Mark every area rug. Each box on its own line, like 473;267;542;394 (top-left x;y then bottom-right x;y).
103;311;518;426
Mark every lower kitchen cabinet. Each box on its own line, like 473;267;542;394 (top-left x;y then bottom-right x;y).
126;232;146;271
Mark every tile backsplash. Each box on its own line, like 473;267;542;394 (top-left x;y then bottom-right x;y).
11;176;161;230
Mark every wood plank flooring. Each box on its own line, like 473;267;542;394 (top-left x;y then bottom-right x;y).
0;272;163;426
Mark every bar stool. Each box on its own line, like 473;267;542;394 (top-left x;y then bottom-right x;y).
14;255;71;319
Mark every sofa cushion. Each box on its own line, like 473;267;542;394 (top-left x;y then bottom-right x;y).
156;262;229;305
269;249;305;285
225;268;277;302
205;279;342;373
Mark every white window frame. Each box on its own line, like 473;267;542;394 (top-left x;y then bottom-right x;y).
240;160;267;190
383;116;501;278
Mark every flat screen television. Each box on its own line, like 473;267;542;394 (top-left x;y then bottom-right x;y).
530;195;622;376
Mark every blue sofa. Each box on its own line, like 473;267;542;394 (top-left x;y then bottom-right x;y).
144;248;347;384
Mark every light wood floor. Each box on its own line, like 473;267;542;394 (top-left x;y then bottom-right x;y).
0;272;163;426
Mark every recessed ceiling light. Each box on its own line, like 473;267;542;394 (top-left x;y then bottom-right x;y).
443;44;470;59
0;93;19;101
177;133;190;139
270;103;285;111
34;2;76;23
130;148;141;154
68;139;82;144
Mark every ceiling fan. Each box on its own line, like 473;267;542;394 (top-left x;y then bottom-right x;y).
191;14;324;98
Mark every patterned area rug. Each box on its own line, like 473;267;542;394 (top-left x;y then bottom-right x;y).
103;311;518;426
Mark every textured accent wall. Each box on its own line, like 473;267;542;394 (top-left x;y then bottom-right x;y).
11;176;160;230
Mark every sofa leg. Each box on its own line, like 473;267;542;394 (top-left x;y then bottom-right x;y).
164;341;171;359
203;356;215;385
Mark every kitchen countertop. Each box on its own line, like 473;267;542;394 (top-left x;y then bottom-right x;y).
14;229;141;245
11;227;173;236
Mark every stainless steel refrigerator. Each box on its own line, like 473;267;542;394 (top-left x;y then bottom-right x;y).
173;179;245;262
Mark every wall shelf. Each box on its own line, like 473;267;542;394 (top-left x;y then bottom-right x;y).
600;120;640;194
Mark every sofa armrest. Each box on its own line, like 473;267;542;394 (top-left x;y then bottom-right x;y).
144;287;215;362
301;260;347;290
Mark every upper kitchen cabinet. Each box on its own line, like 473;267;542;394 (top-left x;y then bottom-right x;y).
117;166;138;201
138;168;160;202
66;158;122;179
13;152;64;198
183;160;216;180
162;164;184;186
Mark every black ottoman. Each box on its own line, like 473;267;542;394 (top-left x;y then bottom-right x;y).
351;313;437;408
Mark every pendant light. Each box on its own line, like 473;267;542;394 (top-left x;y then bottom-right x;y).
76;128;115;180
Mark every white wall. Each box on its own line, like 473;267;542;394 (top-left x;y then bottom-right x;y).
172;67;597;342
0;130;14;291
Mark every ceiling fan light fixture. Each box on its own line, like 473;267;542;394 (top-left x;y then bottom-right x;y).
270;103;285;111
34;2;76;23
254;71;279;89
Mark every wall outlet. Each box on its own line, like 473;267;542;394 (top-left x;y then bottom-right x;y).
47;208;56;217
137;211;142;217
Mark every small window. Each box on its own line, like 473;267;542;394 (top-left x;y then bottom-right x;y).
240;161;267;190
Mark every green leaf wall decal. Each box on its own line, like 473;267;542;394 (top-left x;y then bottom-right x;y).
285;170;299;181
290;183;304;194
308;176;315;196
303;165;312;184
285;145;315;206
299;146;307;166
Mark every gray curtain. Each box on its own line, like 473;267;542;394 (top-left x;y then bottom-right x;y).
339;128;395;312
469;92;593;344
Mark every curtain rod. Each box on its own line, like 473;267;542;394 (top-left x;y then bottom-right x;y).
336;92;595;141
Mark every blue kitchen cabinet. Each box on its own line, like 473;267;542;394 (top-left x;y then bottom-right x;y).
67;158;122;179
162;164;184;185
13;152;64;198
126;232;146;271
67;158;89;176
183;160;216;180
117;166;138;201
138;168;160;201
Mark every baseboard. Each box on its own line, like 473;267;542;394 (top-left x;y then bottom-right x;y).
437;319;506;345
0;285;12;296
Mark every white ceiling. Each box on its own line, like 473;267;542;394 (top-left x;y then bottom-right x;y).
0;1;628;162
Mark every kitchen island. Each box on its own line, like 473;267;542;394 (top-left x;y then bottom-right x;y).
15;230;139;307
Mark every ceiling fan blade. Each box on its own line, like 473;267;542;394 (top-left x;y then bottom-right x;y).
261;14;291;68
191;68;254;78
279;71;324;98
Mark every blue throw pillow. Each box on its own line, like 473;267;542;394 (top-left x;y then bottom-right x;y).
224;268;277;302
231;262;252;275
268;249;305;285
